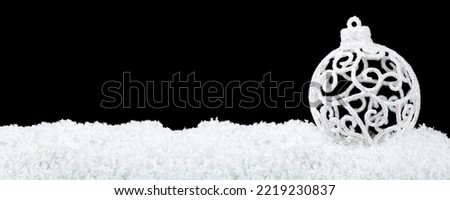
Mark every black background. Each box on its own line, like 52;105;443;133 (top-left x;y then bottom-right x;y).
2;5;449;137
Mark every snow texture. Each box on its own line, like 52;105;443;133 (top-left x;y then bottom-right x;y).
0;119;449;179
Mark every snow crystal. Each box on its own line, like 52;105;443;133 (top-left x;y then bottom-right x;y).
0;120;449;179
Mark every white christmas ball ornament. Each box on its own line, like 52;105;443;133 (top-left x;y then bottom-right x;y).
309;16;420;144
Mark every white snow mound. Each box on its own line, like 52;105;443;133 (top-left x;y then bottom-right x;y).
0;120;449;179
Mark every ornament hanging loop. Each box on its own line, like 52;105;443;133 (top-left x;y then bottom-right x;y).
347;16;361;28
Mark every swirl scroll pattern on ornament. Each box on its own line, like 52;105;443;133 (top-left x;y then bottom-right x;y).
309;17;420;144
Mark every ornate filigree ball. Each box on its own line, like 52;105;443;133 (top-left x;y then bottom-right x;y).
309;16;420;144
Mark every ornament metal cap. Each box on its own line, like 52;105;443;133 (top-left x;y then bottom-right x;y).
340;16;373;49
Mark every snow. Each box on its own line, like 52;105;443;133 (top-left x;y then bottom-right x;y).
0;119;449;179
